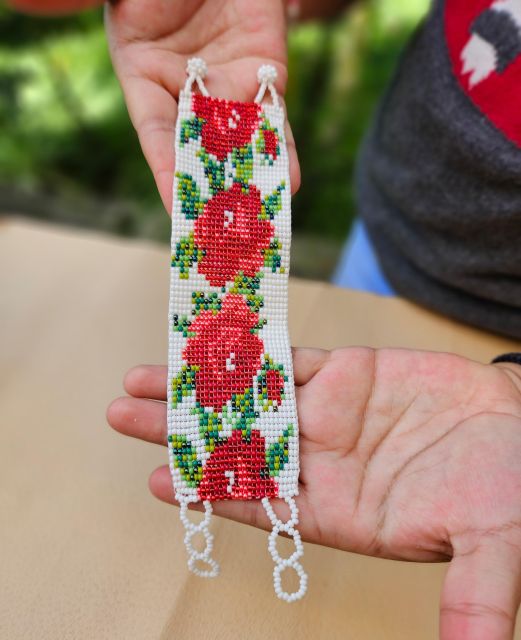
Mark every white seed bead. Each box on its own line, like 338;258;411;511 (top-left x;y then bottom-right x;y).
186;57;208;79
257;64;278;85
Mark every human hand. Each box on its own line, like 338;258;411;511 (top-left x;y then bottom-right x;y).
107;347;521;639
105;0;299;213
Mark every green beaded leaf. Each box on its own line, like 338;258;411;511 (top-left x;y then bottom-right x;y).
266;424;294;477
250;318;267;335
218;403;257;438
260;182;285;220
191;290;222;316
168;433;203;488
171;232;204;279
230;387;257;420
231;143;253;185
193;407;224;454
197;148;225;195
171;364;198;409
176;173;204;220
257;356;287;412
172;314;194;338
180;116;204;146
262;238;283;273
256;117;281;165
229;271;264;313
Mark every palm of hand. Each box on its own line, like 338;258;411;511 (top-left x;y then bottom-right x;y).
108;347;521;638
293;348;521;640
106;0;298;212
293;349;521;555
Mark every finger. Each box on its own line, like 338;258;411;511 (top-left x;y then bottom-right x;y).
149;466;320;543
440;533;521;640
113;73;179;213
287;125;300;194
124;364;167;400
149;465;273;531
123;349;328;402
107;396;166;445
292;347;330;386
105;6;185;212
106;33;185;211
280;97;300;194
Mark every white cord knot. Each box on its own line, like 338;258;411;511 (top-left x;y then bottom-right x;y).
257;64;277;85
255;64;280;107
186;57;208;79
184;57;209;96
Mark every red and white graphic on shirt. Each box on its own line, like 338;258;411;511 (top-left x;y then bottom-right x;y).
445;0;521;147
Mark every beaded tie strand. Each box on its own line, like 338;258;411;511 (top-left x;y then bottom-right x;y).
167;58;307;602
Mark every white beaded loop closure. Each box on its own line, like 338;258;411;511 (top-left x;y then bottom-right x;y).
184;58;279;107
179;497;219;578
262;497;308;602
184;57;210;96
254;64;280;108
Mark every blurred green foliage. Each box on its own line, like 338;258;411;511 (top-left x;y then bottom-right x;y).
0;1;428;244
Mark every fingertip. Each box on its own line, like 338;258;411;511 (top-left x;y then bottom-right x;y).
123;364;155;396
123;364;168;400
149;465;175;504
106;396;128;433
123;365;145;395
292;347;330;385
155;168;174;215
289;145;301;194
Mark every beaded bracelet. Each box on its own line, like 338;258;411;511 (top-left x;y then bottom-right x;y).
167;58;307;602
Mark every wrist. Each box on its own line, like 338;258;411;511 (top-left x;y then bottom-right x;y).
493;361;521;397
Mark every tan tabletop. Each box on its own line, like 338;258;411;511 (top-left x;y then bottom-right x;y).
1;218;520;639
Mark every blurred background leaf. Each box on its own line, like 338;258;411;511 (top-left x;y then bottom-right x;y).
0;0;428;278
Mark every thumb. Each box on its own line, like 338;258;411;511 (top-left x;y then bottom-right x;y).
440;531;521;640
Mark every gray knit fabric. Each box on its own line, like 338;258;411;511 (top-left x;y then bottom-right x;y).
357;0;521;339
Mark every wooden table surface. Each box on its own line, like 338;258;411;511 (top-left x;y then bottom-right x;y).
1;218;520;640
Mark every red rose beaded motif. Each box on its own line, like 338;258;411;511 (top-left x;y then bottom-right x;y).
198;429;278;501
194;183;274;288
183;294;263;410
192;93;261;161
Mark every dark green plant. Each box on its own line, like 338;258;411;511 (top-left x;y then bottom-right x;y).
0;2;427;249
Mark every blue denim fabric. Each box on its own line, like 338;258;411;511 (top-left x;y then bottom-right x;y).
332;220;395;296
